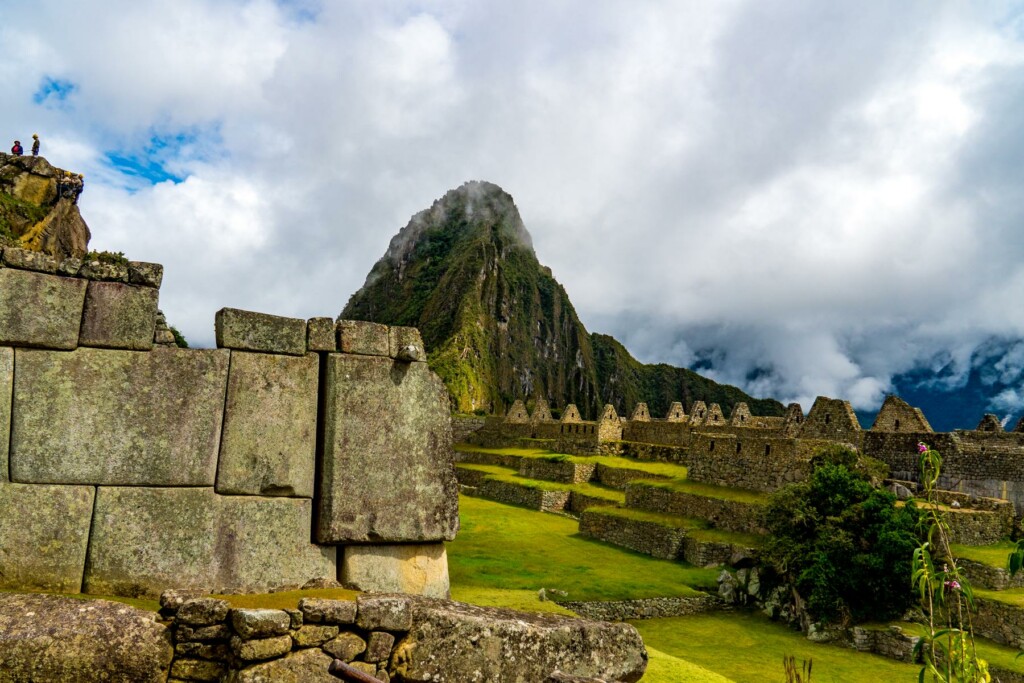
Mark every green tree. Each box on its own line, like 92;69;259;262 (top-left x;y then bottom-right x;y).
763;445;921;625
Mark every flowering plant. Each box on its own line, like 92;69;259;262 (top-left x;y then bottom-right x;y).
911;443;990;682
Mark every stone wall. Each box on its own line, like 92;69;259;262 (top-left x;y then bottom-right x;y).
555;594;720;621
578;509;687;560
624;483;766;534
0;252;458;599
973;598;1024;648
685;432;811;493
0;591;648;683
451;415;487;443
959;559;1024;591
519;457;596;484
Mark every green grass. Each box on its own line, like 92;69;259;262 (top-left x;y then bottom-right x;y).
585;505;709;530
632;612;922;683
454;445;689;479
639;478;769;505
645;646;736;682
448;495;719;601
975;587;1024;607
458;463;626;503
951;540;1017;569
448;587;577;616
212;587;360;610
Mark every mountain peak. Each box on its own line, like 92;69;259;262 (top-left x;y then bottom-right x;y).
343;182;784;418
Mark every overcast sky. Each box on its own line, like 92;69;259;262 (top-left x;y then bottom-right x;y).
3;1;1024;414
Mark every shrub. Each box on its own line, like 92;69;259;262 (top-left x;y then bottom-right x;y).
763;446;920;625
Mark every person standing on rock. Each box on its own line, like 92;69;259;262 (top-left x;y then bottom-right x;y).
10;140;23;156
31;134;39;156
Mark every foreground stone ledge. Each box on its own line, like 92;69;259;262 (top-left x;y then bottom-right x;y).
0;593;173;683
78;280;159;350
307;316;336;351
0;482;95;592
342;543;450;598
0;347;10;481
391;596;648;683
0;267;86;349
128;260;164;288
1;246;58;273
318;354;459;543
216;307;307;356
216;351;318;497
10;347;229;486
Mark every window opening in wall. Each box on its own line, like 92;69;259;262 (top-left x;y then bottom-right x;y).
895;419;901;431
709;440;715;452
765;444;771;456
824;414;831;425
736;442;742;454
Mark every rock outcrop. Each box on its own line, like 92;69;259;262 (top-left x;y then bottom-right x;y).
0;152;90;260
0;593;173;682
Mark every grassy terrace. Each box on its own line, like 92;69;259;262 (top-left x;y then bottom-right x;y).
637;478;769;505
975;586;1024;607
454;444;690;479
951;540;1017;569
584;506;764;546
633;612;921;682
456;463;626;503
448;495;720;601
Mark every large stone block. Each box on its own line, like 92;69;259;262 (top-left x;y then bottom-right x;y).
84;487;337;598
391;598;648;683
10;347;229;485
0;482;95;592
217;495;338;591
317;354;459;543
0;346;10;481
216;307;307;356
216;352;318;497
0;267;86;349
342;543;450;598
85;487;220;597
0;593;173;683
78;280;159;350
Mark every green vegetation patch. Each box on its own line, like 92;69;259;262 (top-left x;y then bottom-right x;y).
687;527;765;547
449;495;719;601
0;588;159;613
951;540;1018;569
586;505;708;531
975;587;1024;608
632;612;921;683
456;463;519;476
640;478;769;505
212;587;360;610
455;445;551;457
455;445;688;479
0;191;48;241
448;587;576;616
643;647;735;683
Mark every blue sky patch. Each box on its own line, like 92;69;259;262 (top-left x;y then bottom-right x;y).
103;125;224;188
33;77;77;108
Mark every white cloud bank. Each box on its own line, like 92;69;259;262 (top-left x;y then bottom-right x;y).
2;0;1024;412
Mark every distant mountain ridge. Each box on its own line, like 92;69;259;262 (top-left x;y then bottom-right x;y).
342;180;785;419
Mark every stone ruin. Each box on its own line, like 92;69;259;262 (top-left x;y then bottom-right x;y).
0;243;649;682
465;392;1024;516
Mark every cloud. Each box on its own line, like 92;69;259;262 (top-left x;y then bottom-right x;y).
2;1;1024;416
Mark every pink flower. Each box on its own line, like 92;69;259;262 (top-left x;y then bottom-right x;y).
944;580;961;591
918;442;929;454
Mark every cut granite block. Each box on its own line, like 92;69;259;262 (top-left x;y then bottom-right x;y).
388;326;425;361
128;261;164;288
10;348;229;485
336;320;389;356
0;483;96;592
84;487;337;598
78;281;159;350
342;543;450;598
317;354;459;543
0;268;87;349
216;352;318;497
1;247;58;273
216;308;306;356
84;486;220;597
307;317;336;352
0;347;10;481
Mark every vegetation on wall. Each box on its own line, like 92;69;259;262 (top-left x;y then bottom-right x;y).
762;445;921;625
